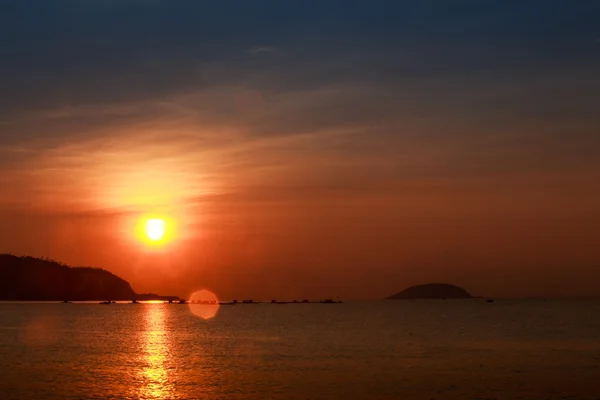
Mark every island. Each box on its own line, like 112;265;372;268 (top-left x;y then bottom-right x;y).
0;254;179;301
386;283;472;299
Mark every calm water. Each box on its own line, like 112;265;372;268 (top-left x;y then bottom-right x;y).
1;300;600;399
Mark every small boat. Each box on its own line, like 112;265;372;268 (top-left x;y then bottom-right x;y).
61;300;72;304
99;300;112;305
486;298;494;303
198;300;217;305
319;299;342;304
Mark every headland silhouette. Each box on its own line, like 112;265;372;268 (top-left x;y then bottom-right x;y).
0;254;179;301
0;254;343;303
386;283;472;299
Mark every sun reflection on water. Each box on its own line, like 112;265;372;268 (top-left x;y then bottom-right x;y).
138;305;174;399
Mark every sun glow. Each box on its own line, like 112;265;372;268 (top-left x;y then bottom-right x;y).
134;215;178;248
146;219;165;241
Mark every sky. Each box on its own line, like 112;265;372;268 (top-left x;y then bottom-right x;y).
1;0;599;299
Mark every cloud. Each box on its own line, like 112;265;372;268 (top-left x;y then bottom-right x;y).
1;0;599;216
2;56;600;197
247;46;278;54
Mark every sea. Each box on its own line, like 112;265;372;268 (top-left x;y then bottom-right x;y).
1;299;600;400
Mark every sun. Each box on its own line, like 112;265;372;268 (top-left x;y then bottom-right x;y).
131;214;179;249
145;218;165;241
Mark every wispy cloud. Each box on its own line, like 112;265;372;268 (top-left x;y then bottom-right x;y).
247;46;277;54
3;75;598;216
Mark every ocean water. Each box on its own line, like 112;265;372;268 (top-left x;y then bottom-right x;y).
1;300;600;400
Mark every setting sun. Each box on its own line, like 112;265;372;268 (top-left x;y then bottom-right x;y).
131;214;179;248
145;219;165;241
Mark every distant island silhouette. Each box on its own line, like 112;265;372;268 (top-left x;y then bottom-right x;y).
0;254;179;301
386;283;472;299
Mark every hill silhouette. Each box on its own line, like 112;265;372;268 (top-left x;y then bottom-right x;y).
386;283;472;299
0;254;178;301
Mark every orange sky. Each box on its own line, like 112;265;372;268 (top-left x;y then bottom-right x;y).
1;2;599;299
1;169;599;299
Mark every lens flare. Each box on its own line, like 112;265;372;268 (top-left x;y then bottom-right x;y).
187;290;219;320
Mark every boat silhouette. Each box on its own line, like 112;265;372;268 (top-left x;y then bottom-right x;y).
319;299;342;304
